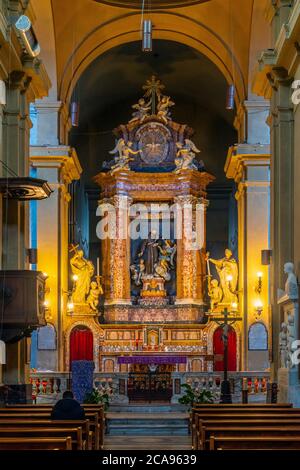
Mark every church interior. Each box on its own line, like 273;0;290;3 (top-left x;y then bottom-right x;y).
0;0;300;453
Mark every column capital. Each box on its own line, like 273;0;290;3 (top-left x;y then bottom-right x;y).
225;144;270;184
30;145;82;184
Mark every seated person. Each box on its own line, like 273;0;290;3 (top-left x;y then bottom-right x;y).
51;390;85;420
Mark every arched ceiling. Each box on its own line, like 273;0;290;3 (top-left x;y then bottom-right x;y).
70;40;237;184
93;0;211;8
50;0;260;108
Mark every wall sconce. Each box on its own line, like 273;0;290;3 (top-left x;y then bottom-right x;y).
67;298;74;313
254;299;263;316
255;272;263;295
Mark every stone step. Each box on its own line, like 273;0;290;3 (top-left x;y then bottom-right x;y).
109;404;188;413
107;424;189;436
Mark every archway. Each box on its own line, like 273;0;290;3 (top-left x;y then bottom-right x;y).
70;326;94;366
213;325;237;372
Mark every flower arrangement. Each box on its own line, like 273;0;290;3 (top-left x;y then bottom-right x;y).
84;383;114;410
178;383;216;409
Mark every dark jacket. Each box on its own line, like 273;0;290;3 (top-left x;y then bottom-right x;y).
51;397;85;420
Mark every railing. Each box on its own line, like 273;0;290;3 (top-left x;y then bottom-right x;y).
30;371;270;404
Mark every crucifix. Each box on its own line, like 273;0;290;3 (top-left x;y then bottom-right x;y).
209;307;242;403
143;75;165;115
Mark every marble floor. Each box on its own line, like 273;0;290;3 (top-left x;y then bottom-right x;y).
104;435;192;450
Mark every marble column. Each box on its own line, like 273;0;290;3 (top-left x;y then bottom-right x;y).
30;146;82;371
101;195;132;305
174;195;207;306
225;145;270;371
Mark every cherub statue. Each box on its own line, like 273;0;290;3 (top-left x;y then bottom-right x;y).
87;276;103;312
129;98;151;124
70;247;94;304
109;138;141;173
208;278;223;311
157;95;175;124
174;139;201;173
130;259;146;286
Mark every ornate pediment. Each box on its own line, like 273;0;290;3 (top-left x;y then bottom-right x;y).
104;76;205;173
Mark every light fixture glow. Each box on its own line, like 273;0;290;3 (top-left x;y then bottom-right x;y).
72;274;78;282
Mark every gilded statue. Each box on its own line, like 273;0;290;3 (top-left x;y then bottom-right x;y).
208;278;223;311
87;276;103;312
129;98;151;124
157;95;175;124
175;139;200;173
70;248;95;303
109;138;141;173
206;249;238;305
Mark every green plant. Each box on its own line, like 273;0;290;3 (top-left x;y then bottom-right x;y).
178;383;215;409
84;386;112;410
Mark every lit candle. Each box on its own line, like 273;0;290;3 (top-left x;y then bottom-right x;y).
97;257;100;276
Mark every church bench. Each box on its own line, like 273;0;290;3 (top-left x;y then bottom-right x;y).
200;425;300;450
0;426;83;450
209;435;300;451
0;419;93;450
0;436;72;450
4;405;105;448
0;411;100;449
191;408;300;448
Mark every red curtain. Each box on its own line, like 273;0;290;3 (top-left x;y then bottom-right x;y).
70;327;93;364
213;326;237;371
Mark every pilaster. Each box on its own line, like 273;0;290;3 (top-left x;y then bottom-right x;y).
225;144;271;371
30;146;82;371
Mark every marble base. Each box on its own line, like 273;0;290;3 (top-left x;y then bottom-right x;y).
278;367;300;406
104;304;205;323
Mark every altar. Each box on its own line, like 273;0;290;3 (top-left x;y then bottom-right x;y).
63;77;241;379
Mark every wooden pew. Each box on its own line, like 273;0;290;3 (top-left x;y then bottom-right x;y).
0;419;92;450
0;436;72;450
0;426;83;450
209;435;300;450
4;405;105;449
200;425;300;450
192;408;300;449
0;411;100;449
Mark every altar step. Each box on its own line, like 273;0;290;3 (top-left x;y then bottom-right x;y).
106;412;189;436
109;403;188;413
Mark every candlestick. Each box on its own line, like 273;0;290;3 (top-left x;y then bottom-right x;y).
206;258;211;276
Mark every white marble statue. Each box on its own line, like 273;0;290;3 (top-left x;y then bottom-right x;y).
278;262;299;300
174;139;200;173
129;98;151;124
109;138;142;173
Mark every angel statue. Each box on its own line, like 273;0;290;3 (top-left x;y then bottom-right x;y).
175;139;201;173
109;138;141;173
155;240;177;281
87;276;103;312
157;95;175;124
129;97;151;124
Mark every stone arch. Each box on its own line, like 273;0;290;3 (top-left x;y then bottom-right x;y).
206;321;241;371
64;319;102;371
58;11;247;111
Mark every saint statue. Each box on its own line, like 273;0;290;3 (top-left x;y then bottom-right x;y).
70;248;95;303
206;249;238;305
138;230;160;276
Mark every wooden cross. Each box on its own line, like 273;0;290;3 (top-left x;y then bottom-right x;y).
209;307;242;403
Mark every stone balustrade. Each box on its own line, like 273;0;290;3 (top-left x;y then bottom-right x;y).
30;370;270;404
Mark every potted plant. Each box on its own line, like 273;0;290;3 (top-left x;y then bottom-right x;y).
178;383;216;410
84;384;114;410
